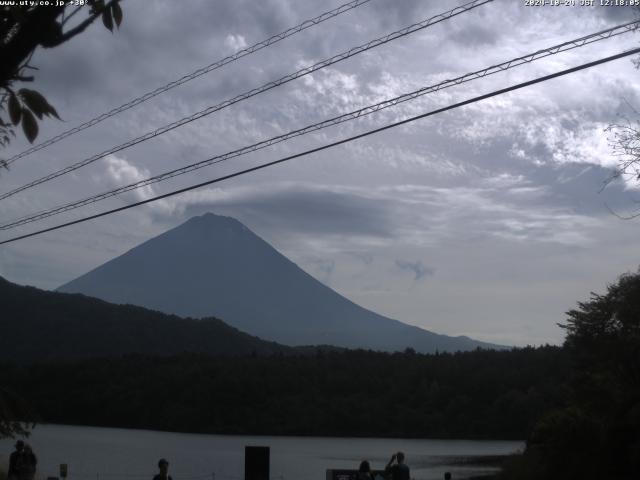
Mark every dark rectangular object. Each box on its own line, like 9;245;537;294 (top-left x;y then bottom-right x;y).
245;446;270;480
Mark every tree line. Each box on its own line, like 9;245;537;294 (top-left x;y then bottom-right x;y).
0;346;569;440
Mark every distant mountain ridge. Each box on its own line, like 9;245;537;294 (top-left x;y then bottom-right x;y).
58;213;503;353
0;276;289;362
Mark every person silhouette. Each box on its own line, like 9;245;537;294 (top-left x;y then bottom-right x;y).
8;440;25;480
20;444;37;480
357;460;374;480
153;459;172;480
385;452;409;480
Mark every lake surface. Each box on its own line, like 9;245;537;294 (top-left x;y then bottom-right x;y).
0;425;523;480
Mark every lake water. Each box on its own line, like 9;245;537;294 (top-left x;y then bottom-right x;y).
0;425;523;480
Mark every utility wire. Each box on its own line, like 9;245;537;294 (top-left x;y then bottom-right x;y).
0;0;492;202
1;20;638;230
1;46;639;246
4;0;372;165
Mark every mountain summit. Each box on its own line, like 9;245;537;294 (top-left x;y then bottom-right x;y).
58;213;501;352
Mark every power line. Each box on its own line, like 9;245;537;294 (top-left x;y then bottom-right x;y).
2;20;638;231
4;0;372;165
0;0;493;202
1;46;638;246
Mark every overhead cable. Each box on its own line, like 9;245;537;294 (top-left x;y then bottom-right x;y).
2;20;638;230
0;0;493;201
1;46;639;246
3;0;373;165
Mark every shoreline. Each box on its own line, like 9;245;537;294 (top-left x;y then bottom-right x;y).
20;422;526;443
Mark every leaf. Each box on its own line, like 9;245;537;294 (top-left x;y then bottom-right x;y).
18;89;48;119
8;93;22;126
112;2;123;28
19;89;60;120
102;8;113;32
21;109;38;144
45;104;61;121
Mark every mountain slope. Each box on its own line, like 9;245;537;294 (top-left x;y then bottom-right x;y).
59;213;502;352
0;276;289;362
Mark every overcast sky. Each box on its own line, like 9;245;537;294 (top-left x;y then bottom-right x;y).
1;0;639;346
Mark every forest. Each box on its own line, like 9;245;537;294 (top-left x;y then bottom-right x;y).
1;270;638;479
0;346;567;440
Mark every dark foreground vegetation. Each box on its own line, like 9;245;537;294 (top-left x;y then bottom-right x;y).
1;346;566;440
499;270;640;480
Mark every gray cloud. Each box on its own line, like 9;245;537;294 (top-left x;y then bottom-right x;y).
367;0;424;30
346;251;374;265
395;259;435;281
302;256;336;284
446;22;499;47
595;3;639;22
178;184;395;238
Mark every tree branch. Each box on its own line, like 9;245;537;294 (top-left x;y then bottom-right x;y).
52;0;121;47
0;1;120;84
0;6;64;83
61;5;83;27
